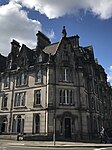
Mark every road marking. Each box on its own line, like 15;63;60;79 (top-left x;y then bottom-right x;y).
8;145;40;149
8;143;25;146
94;148;107;150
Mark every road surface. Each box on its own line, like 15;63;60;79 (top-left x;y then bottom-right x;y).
0;145;112;150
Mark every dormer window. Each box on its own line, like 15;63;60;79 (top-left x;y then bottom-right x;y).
62;50;68;61
4;76;10;88
20;57;26;67
35;69;42;83
63;68;69;81
38;54;42;62
60;67;73;82
7;60;12;69
22;57;25;66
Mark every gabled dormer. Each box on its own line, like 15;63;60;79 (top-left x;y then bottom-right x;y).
6;39;21;70
17;44;32;69
34;51;49;64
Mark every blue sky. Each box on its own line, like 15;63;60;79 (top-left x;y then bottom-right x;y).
0;0;112;84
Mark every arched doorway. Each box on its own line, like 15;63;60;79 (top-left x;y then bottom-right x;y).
58;111;76;139
64;117;71;138
1;117;7;133
17;115;21;133
16;115;24;133
35;114;40;133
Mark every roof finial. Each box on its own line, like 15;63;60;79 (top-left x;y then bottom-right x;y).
62;26;67;38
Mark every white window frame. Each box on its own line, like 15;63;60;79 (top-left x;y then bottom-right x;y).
16;73;27;86
64;68;68;81
59;89;73;105
34;90;41;105
13;115;24;133
2;94;8;109
33;114;40;133
14;92;25;107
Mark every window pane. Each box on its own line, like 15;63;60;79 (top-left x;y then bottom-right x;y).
59;89;73;105
15;92;25;107
70;91;73;104
36;70;42;83
34;114;40;133
63;68;69;81
16;73;27;86
59;90;62;104
39;55;42;62
35;90;41;105
66;90;69;104
63;90;66;103
2;95;8;108
21;73;25;85
35;114;40;133
16;94;20;106
20;93;25;106
4;77;9;88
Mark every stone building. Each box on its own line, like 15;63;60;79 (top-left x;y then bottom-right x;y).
0;27;112;140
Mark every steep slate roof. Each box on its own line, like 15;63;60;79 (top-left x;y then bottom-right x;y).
43;42;59;55
16;44;34;67
0;54;6;72
24;46;35;66
43;35;78;56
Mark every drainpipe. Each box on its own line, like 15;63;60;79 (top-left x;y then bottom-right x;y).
47;54;56;145
9;73;15;134
77;66;83;140
87;74;93;139
53;62;56;146
45;65;48;135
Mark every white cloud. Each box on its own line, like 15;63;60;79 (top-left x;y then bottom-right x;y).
10;0;112;19
89;0;112;19
46;29;55;39
0;1;42;56
107;66;112;85
1;0;112;56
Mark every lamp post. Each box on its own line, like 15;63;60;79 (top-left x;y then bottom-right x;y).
53;60;56;146
53;111;56;146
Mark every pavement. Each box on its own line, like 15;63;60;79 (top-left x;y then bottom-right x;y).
1;139;112;148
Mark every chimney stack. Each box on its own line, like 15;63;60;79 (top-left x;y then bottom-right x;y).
36;31;51;50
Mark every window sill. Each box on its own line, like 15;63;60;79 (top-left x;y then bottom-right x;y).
14;106;26;109
33;104;42;107
59;80;73;83
35;82;43;85
59;103;74;106
4;87;10;90
1;107;8;110
16;84;28;88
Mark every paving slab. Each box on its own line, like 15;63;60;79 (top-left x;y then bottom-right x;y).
1;139;112;148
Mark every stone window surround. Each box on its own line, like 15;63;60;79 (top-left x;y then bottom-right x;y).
14;92;26;107
59;89;73;105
